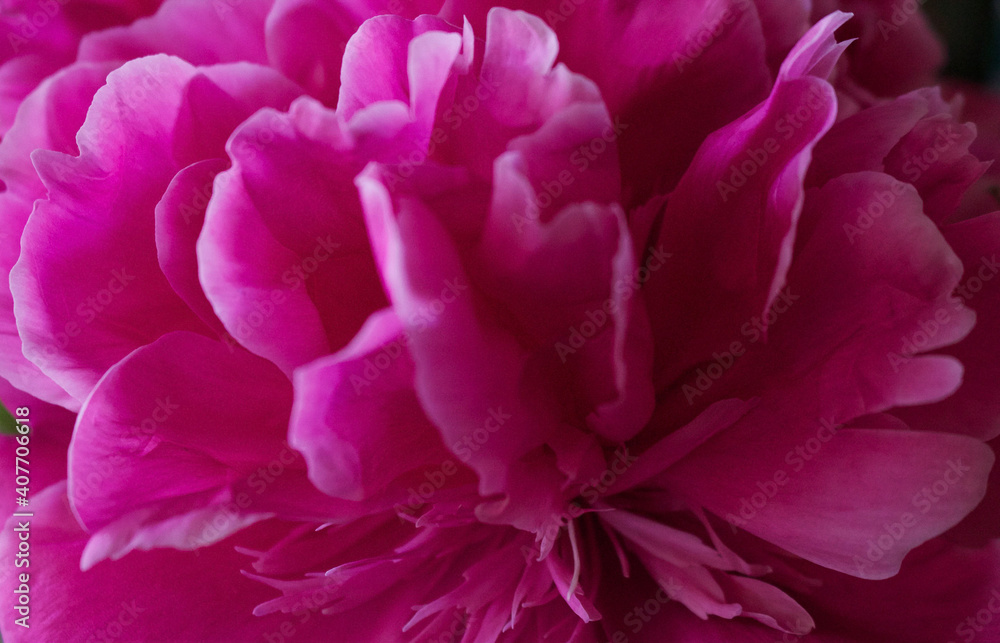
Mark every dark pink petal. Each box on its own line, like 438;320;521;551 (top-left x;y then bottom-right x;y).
357;163;590;535
460;9;605;181
644;13;847;388
664;170;975;426
895;212;1000;441
171;63;302;165
801;539;1000;643
951;83;1000;222
337;14;461;121
813;84;987;226
751;0;811;72
445;0;773;201
199;97;390;374
808;87;941;186
154;158;231;335
666;421;992;579
0;0;160;134
0;484;390;643
751;173;972;418
79;0;273;66
11;56;209;403
12;56;298;403
818;0;944;97
265;0;444;106
0;62;112;409
946;436;1000;545
69;331;357;568
883;113;988;224
290;309;467;501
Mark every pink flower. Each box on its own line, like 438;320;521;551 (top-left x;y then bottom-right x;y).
0;1;998;642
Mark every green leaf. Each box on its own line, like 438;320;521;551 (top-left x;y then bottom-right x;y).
0;399;17;435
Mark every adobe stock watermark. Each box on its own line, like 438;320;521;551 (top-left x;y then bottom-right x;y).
521;446;639;562
219;235;341;353
600;578;682;643
187;442;303;549
382;75;499;191
349;276;468;394
876;0;929;41
843;125;964;244
947;588;1000;643
19;267;136;381
673;0;751;72
260;576;345;643
852;457;973;578
394;407;511;520
512;117;629;233
542;0;587;27
716;83;828;203
886;255;999;373
554;245;671;363
83;601;145;643
759;621;819;643
681;287;799;404
7;0;72;54
725;417;843;532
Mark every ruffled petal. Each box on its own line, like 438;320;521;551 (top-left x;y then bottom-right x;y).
199;97;390;374
665;422;993;579
0;62;112;409
79;0;273;66
0;484;378;643
644;13;848;388
69;331;359;568
290;308;468;502
265;0;445;105
12;56;298;402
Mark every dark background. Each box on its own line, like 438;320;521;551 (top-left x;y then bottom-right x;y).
926;0;1000;87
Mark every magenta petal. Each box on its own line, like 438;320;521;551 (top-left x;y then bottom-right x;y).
0;484;372;643
199;97;388;374
69;331;350;567
831;0;945;96
803;538;1000;643
0;0;159;135
79;0;273;66
290;309;458;501
884;113;988;224
565;0;773;201
442;0;774;201
0;62;112;409
154;158;231;335
357;163;584;532
11;56;211;403
717;574;814;635
896;212;1000;441
337;14;460;121
265;0;445;105
480;156;652;441
756;172;974;418
666;426;993;579
440;8;606;181
13;56;304;402
645;13;846;387
808;87;938;186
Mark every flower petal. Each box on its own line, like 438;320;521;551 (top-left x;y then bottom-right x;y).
69;331;358;568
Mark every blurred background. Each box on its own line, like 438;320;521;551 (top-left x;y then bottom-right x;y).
926;0;1000;88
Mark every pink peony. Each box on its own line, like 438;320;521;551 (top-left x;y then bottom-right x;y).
0;1;999;642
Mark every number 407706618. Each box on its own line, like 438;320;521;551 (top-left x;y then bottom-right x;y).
14;406;29;503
